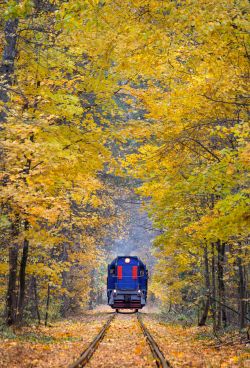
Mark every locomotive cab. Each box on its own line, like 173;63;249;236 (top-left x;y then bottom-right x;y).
107;256;148;311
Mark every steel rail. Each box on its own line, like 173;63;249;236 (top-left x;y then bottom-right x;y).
137;313;172;368
68;313;116;368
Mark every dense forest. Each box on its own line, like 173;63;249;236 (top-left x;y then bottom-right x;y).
0;0;249;337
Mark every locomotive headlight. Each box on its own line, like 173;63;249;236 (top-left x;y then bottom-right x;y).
114;289;117;293
138;290;141;294
125;258;130;263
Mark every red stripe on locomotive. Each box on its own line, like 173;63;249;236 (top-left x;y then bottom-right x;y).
117;265;122;279
132;266;138;280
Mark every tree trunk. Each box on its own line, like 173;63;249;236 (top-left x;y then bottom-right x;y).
199;245;210;326
237;255;246;329
2;15;19;325
6;218;20;325
0;17;19;121
16;221;29;324
88;269;95;310
6;244;19;325
60;244;69;317
45;283;51;326
60;270;70;317
211;243;217;333
32;276;41;324
217;241;227;329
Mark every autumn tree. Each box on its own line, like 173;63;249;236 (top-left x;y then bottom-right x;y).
0;0;249;330
119;0;249;329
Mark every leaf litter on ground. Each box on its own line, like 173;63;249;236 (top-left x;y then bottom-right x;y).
1;306;249;368
142;313;250;368
0;311;111;368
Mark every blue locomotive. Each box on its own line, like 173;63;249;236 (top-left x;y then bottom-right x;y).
107;256;148;311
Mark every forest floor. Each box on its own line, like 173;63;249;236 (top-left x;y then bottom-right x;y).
0;306;249;367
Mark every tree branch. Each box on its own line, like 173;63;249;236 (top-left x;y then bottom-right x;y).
200;94;249;106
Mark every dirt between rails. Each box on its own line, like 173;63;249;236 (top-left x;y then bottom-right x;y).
85;312;155;368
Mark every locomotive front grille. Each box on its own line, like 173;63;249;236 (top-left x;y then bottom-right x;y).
113;298;142;309
113;302;142;309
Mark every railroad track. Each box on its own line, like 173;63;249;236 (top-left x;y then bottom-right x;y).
137;313;172;368
68;312;172;368
68;313;116;368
